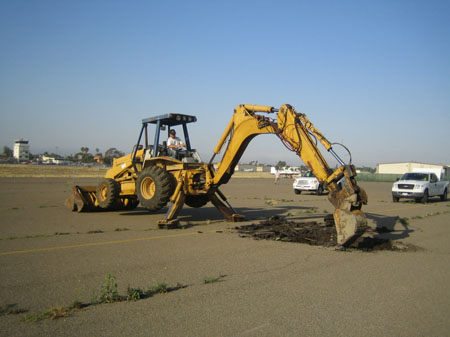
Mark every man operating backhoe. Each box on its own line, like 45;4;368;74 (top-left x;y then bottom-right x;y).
167;129;185;149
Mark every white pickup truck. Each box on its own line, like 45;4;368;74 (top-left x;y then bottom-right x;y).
392;172;448;203
293;171;326;195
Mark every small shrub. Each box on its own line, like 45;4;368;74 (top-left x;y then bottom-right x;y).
127;286;145;301
150;282;168;294
99;273;120;303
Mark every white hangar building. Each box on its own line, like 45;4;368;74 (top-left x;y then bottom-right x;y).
376;162;450;179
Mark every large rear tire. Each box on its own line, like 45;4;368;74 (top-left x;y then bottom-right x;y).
185;195;209;208
136;166;172;211
96;178;120;210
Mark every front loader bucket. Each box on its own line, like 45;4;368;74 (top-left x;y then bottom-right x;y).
65;186;100;212
333;209;367;246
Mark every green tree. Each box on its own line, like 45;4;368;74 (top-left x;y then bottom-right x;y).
275;161;287;170
3;146;13;157
104;148;125;166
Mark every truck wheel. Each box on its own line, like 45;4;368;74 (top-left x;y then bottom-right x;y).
136;166;172;211
185;195;209;208
316;185;323;196
294;190;301;195
96;178;120;210
420;189;429;204
393;196;399;202
441;188;448;201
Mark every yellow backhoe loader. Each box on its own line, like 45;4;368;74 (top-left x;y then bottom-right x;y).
66;104;367;246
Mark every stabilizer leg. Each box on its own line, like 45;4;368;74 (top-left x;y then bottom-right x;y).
158;181;186;229
208;188;245;222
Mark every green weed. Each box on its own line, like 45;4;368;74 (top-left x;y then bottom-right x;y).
87;230;104;234
127;286;145;301
149;282;168;294
0;303;26;316
398;217;409;225
203;274;226;284
22;307;70;322
99;273;120;303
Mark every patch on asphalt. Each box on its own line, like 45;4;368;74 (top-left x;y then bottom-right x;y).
235;216;420;252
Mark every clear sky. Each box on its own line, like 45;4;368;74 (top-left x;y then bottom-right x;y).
1;0;449;167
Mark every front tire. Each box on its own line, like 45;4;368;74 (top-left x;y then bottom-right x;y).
316;185;323;196
420;189;429;204
441;188;448;201
393;195;399;202
136;166;172;211
96;178;120;210
294;190;301;195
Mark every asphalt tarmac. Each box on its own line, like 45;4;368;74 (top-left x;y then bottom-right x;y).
1;177;449;336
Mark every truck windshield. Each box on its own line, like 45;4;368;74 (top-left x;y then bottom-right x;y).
303;171;315;177
401;173;428;181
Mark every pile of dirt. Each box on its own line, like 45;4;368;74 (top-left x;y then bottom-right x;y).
236;216;411;252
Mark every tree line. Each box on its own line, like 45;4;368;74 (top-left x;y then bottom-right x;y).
2;146;125;165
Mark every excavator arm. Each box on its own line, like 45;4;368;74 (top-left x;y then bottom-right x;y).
209;104;368;245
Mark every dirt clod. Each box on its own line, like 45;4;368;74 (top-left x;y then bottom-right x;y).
236;216;414;252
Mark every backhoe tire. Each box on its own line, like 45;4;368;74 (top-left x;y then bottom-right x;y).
185;195;209;208
136;166;172;211
96;178;120;210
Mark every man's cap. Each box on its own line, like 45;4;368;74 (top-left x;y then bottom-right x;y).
169;130;176;135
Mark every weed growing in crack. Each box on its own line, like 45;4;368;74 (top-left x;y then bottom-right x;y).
0;303;26;316
126;286;145;301
90;290;98;305
99;273;120;303
22;307;70;322
203;274;226;284
150;282;168;294
21;275;188;323
87;230;104;234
